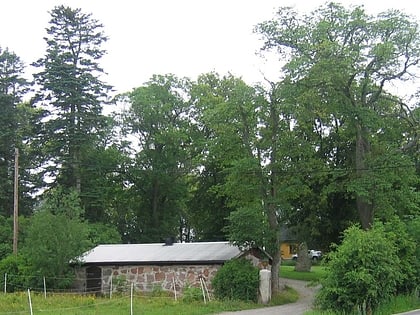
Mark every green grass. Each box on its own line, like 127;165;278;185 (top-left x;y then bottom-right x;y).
280;265;327;282
0;287;299;315
270;285;299;305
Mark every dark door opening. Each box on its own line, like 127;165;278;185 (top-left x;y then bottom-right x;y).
86;266;102;293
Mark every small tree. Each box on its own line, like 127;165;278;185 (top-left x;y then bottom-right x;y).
316;224;402;314
23;187;91;289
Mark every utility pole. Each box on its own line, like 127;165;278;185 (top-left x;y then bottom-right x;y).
13;148;19;255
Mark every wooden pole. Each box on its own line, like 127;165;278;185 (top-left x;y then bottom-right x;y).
13;148;19;255
28;289;33;315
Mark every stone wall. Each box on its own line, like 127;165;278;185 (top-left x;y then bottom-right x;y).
75;264;220;295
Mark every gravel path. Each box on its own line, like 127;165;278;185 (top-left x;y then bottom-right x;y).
216;278;319;315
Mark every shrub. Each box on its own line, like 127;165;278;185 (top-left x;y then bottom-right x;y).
383;217;418;293
404;216;420;292
316;223;402;314
0;254;31;292
212;258;259;302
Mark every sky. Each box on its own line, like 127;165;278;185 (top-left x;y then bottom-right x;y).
1;0;420;96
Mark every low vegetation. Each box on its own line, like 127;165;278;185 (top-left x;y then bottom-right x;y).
0;286;299;315
305;293;420;315
316;222;417;314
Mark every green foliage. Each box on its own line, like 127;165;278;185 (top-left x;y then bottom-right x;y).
0;254;31;292
182;285;203;302
308;294;420;315
32;5;111;193
383;217;418;293
88;222;121;245
40;186;85;219
316;224;402;313
212;258;259;302
0;48;36;218
225;205;272;250
22;188;91;289
405;216;420;287
113;275;128;293
0;215;12;259
256;2;420;232
121;74;194;242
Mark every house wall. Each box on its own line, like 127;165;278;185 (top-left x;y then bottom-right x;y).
74;263;221;294
280;242;298;259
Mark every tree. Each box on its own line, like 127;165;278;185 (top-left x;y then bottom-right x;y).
0;215;12;259
191;73;284;294
256;3;420;229
23;187;90;288
121;74;194;242
0;47;36;217
32;5;111;194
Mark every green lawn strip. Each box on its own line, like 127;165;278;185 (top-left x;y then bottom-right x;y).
280;265;327;282
0;287;299;315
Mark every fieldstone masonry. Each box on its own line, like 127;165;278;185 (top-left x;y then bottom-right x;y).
75;264;220;294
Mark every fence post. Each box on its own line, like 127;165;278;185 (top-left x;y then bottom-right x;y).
172;277;177;301
199;277;207;304
3;273;6;294
43;276;47;299
110;276;113;299
130;283;134;315
27;289;33;315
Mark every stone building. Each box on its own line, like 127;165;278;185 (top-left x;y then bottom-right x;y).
73;241;270;295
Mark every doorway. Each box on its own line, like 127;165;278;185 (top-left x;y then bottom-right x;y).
86;266;102;293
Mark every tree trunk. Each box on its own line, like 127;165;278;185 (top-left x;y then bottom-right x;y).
152;178;159;228
267;203;280;294
355;123;373;229
295;242;311;272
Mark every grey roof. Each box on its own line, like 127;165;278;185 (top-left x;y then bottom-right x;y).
79;241;242;265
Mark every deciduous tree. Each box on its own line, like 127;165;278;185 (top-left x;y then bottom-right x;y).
256;3;420;229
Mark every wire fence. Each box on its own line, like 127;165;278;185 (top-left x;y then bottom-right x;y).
1;272;201;294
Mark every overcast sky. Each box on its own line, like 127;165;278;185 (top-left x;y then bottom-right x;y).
2;0;419;95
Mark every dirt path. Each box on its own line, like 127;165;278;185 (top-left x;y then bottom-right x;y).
216;278;319;315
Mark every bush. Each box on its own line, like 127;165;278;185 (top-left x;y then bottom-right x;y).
0;254;31;292
404;216;420;292
212;258;259;302
316;223;402;314
383;217;418;293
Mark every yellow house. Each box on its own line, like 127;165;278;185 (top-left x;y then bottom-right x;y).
280;241;299;259
280;227;299;259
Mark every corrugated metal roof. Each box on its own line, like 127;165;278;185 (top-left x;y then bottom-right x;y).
79;241;242;265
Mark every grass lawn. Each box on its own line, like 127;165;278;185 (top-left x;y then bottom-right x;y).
280;264;327;282
0;286;299;315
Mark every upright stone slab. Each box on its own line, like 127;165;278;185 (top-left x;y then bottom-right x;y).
259;269;271;304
